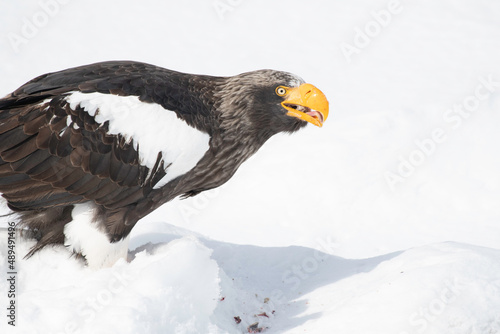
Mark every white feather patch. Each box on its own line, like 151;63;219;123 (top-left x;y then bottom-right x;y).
65;92;210;188
63;203;130;269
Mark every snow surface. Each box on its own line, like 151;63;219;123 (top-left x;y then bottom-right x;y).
1;0;500;333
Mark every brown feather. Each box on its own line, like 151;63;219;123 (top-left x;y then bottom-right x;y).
0;174;31;188
25;155;58;176
24;219;69;257
3;183;60;202
23;114;47;135
65;173;101;194
0;128;31;151
89;151;110;176
103;187;146;210
0;163;13;176
35;126;52;149
56;128;72;157
84;180;118;201
1;135;38;162
0;117;20;134
69;128;83;147
42;166;73;183
10;149;52;173
51;169;86;188
29;158;65;180
108;155;130;184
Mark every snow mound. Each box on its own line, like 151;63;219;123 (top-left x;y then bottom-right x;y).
2;225;500;333
0;235;221;334
288;242;500;334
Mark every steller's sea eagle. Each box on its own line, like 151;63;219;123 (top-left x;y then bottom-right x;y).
0;61;329;268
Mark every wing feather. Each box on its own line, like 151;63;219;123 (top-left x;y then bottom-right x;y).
0;100;174;215
0;92;155;212
9;149;51;173
0;128;32;151
65;174;101;194
0;117;19;134
1;135;38;162
23;114;47;135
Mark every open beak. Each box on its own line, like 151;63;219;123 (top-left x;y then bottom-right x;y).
281;83;329;127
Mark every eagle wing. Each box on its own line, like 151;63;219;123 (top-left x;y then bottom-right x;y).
0;61;210;212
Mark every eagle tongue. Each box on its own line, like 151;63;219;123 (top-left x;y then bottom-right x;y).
306;109;324;124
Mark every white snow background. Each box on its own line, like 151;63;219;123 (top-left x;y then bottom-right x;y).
1;0;500;333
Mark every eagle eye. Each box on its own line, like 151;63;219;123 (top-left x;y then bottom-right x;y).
275;86;288;96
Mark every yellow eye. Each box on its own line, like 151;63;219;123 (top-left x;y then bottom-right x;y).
276;86;288;96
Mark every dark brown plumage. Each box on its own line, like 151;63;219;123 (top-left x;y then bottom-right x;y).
0;61;328;267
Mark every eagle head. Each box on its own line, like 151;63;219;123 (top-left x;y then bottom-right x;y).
217;70;329;137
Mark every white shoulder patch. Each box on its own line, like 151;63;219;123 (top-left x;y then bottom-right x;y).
65;92;210;188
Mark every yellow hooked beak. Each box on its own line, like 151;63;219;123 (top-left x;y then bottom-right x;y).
281;83;329;127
